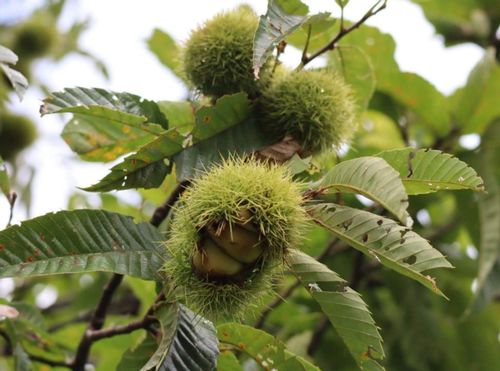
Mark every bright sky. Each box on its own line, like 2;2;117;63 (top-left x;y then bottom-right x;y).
0;0;485;226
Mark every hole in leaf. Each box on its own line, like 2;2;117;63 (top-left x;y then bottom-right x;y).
403;255;417;265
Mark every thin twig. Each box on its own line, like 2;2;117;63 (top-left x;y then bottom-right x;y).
150;180;191;228
271;40;287;76
301;0;387;68
72;273;124;370
300;24;313;64
307;316;329;355
29;354;72;368
88;316;157;342
6;191;17;228
339;2;346;32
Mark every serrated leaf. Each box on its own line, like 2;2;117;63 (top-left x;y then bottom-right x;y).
451;49;500;134
329;46;376;114
308;203;453;297
253;0;329;75
376;148;484;195
314;157;411;225
83;129;183;192
0;209;166;280
147;29;184;82
61;114;161;162
288;250;385;371
0;157;10;200
191;93;250;141
157;101;195;134
0;45;28;100
42;87;169;161
174;114;272;181
217;323;319;371
87;93;253;191
142;303;219;371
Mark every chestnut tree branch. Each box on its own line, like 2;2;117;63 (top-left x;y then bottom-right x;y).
301;0;387;67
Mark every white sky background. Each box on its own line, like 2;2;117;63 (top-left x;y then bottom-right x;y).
0;0;485;226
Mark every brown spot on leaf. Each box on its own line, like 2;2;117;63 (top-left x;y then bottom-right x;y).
342;219;353;230
0;244;5;251
377;219;383;226
362;233;369;243
203;115;211;124
25;256;34;263
40;234;45;241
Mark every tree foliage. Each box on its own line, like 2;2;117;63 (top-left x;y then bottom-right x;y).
0;1;499;370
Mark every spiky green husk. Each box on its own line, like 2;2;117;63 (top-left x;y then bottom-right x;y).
164;158;306;320
259;69;357;154
182;6;259;98
13;20;56;59
0;113;37;160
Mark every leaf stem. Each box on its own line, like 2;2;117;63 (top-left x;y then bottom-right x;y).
150;179;191;227
300;24;313;66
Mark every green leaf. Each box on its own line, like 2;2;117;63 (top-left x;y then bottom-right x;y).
288;250;385;371
339;24;399;83
3;320;33;371
217;351;242;371
191;92;250;141
308;203;453;297
253;0;329;75
87;93;252;191
217;323;319;371
349;110;405;157
42;87;168;162
147;29;184;81
83;129;183;192
0;157;11;200
0;45;28;100
376;148;485;195
451;49;500;134
0;209;166;280
469;123;500;312
409;0;492;46
157;101;195;134
117;333;158;371
142;303;219;371
377;71;451;136
314;157;411;225
174;114;272;181
329;46;376;114
286;17;337;52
